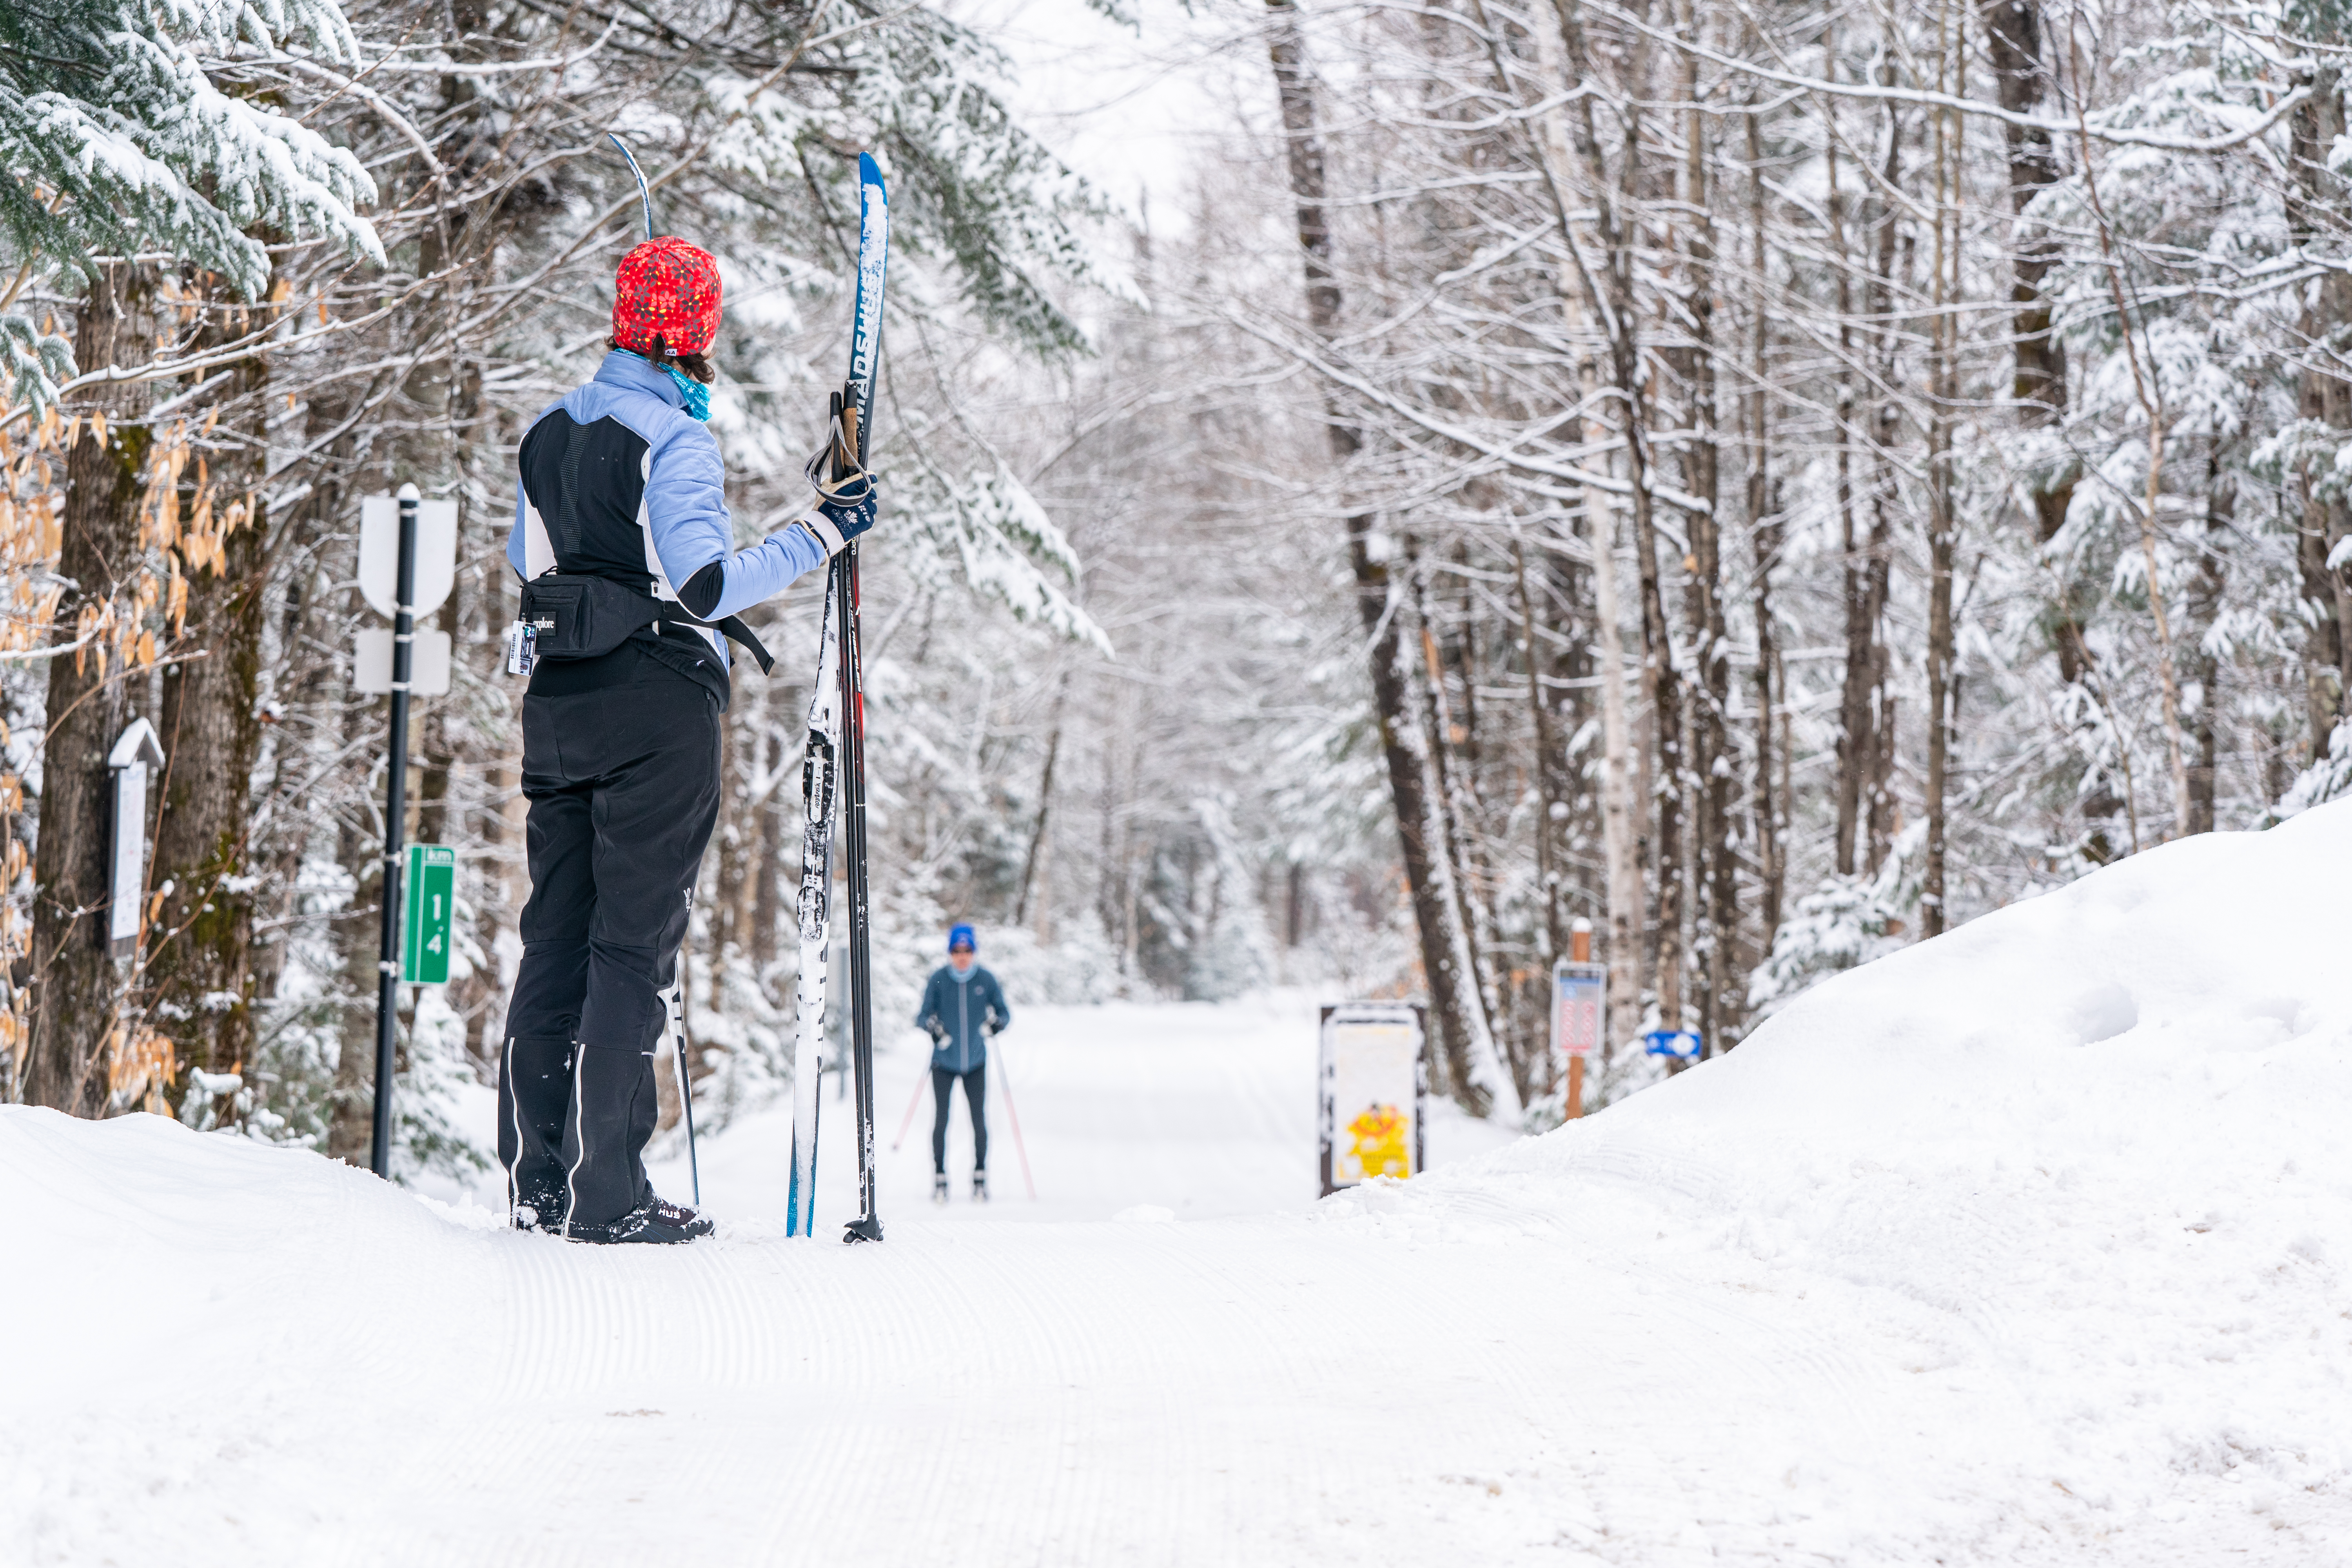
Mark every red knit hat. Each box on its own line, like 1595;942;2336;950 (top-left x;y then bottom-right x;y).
613;237;721;359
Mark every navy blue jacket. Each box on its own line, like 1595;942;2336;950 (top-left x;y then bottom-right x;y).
915;965;1009;1074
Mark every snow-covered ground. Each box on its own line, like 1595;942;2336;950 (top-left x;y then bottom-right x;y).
669;991;1512;1225
12;812;2352;1563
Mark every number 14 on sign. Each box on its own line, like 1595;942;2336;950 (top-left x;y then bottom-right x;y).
402;845;455;985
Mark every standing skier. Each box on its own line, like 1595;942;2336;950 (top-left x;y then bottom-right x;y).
497;235;878;1244
915;924;1011;1201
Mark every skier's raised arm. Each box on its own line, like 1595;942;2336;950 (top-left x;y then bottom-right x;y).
503;383;878;636
652;428;878;626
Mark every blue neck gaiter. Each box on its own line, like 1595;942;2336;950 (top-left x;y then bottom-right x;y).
663;363;710;421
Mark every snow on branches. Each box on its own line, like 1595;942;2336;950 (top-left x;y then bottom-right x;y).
0;0;383;415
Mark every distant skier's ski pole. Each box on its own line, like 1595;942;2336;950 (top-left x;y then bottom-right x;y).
991;1032;1037;1200
889;1064;928;1152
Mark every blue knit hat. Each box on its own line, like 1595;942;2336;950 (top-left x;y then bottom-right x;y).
948;923;976;953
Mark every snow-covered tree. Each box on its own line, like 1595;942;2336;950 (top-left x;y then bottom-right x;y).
0;0;382;410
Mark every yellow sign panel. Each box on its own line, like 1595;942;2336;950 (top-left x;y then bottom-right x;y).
1344;1102;1410;1181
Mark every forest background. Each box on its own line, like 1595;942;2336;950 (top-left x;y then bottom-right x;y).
8;0;2352;1167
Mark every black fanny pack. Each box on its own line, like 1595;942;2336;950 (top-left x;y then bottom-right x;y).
518;573;774;674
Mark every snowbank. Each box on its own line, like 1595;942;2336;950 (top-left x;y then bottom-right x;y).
1327;803;2352;1553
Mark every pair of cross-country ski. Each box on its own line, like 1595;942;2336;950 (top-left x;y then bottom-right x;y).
782;153;891;1245
613;135;887;1243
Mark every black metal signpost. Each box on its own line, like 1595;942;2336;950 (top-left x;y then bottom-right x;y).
368;484;419;1179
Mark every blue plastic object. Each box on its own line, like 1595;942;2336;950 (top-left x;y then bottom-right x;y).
1644;1029;1703;1060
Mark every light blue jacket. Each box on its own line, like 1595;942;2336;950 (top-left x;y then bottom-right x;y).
915;965;1010;1075
506;351;827;665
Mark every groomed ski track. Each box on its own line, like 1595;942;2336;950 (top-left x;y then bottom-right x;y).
8;1067;1878;1567
15;807;2352;1568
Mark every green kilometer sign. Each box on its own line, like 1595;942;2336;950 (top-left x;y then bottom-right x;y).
401;845;456;985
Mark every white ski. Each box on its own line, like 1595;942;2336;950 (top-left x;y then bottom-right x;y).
785;569;844;1237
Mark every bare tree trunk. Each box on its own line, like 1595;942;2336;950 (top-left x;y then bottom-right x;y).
145;430;269;1104
2186;452;2231;834
1862;104;1904;879
1542;0;1684;1038
1676;0;1733;1056
1588;487;1646;1071
1266;0;1511;1115
414;590;458;853
2297;445;2344;756
142;278;293;1113
1514;0;1640;1067
1745;98;1785;955
1512;536;1566;967
1985;0;2115;855
2078;103;2195;838
25;265;156;1115
326;800;379;1164
1923;13;1962;937
247;383;361;1013
1825;97;1875;880
1926;432;1955;933
2292;73;2352;750
1413;560;1501;1069
1014;677;1065;925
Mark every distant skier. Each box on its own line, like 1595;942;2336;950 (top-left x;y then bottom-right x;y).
915;924;1011;1201
495;234;879;1245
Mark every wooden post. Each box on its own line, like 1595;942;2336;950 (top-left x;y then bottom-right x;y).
1568;917;1592;1120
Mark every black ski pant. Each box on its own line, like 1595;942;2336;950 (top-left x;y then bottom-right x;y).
498;667;719;1236
931;1064;987;1175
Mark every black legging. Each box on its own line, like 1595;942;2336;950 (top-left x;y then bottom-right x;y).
931;1064;987;1175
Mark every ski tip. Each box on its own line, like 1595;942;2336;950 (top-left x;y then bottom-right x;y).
858;151;885;192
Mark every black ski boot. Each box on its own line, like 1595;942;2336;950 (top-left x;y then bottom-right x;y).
567;1195;714;1245
971;1170;989;1202
932;1174;949;1205
624;1195;715;1243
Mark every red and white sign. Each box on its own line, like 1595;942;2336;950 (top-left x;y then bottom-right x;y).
1552;961;1604;1061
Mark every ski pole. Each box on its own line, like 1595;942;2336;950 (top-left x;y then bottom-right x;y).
670;950;701;1207
676;1035;701;1207
990;1031;1037;1200
889;1062;929;1152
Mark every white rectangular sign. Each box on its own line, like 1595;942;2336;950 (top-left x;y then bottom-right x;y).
106;718;164;957
1319;1002;1425;1196
354;628;452;695
109;763;147;953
